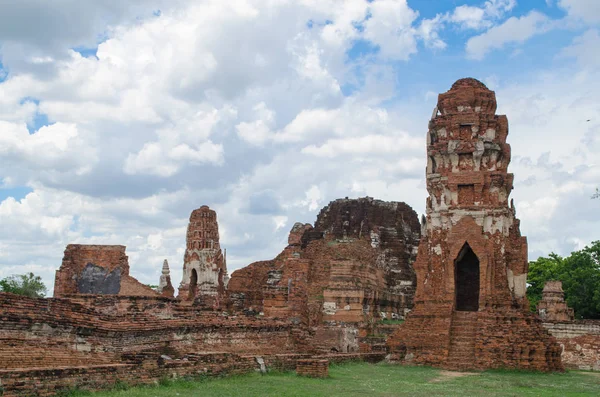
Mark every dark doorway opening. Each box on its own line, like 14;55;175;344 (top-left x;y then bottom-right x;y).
189;269;198;300
455;243;480;311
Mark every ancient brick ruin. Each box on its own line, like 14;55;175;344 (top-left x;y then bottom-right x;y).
387;78;563;371
537;281;574;323
227;197;420;353
535;280;600;371
178;205;229;307
54;244;158;297
296;359;329;378
157;259;175;298
3;77;595;396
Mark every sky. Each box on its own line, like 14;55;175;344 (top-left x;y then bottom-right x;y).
0;0;598;295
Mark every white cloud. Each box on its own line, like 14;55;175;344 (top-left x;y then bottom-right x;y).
0;121;96;174
418;15;447;50
466;11;550;60
302;185;323;212
273;216;288;231
560;29;600;69
124;140;224;177
235;102;275;146
302;134;421;158
0;0;438;293
558;0;600;23
451;5;487;30
362;0;419;60
449;0;516;30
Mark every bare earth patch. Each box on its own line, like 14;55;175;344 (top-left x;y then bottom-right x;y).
580;371;600;378
429;370;480;383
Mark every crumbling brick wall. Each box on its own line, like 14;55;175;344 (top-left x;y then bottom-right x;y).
296;359;329;378
543;321;600;370
54;245;157;297
0;293;298;372
227;197;420;331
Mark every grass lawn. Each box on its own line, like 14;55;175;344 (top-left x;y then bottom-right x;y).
64;362;600;397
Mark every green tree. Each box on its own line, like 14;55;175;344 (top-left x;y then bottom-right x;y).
527;241;600;319
0;272;47;298
527;253;562;312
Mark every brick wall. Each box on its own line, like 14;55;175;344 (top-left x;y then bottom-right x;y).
0;293;297;371
0;349;384;396
543;321;600;370
296;359;329;378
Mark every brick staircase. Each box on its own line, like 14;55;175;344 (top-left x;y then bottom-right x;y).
446;311;478;370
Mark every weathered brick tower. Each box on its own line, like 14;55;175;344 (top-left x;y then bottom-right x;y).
388;78;563;371
537;281;574;322
178;205;228;307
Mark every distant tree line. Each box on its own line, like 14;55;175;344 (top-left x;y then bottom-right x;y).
0;272;47;298
527;241;600;319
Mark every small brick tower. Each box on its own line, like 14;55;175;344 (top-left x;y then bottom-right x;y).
387;78;562;371
158;259;175;298
537;281;574;322
178;206;228;307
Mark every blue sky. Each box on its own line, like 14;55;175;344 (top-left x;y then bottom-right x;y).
0;0;598;294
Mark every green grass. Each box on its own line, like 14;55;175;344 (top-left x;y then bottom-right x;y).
61;362;600;397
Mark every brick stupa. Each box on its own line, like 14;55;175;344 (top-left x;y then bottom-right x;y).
387;78;563;371
537;281;574;322
178;206;228;307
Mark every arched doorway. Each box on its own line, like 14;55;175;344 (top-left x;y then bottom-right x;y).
189;269;198;300
455;243;480;311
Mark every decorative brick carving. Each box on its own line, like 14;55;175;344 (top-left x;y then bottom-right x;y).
387;78;563;372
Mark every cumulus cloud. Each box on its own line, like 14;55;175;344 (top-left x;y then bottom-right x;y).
558;0;600;23
1;0;443;292
466;11;551;60
560;29;600;69
302;134;421;158
124;141;224;177
0;121;96;175
495;68;600;259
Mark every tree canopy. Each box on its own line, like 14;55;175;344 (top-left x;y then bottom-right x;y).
527;241;600;319
0;272;47;298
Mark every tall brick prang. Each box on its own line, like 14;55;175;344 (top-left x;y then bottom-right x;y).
178;205;228;307
387;78;563;371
